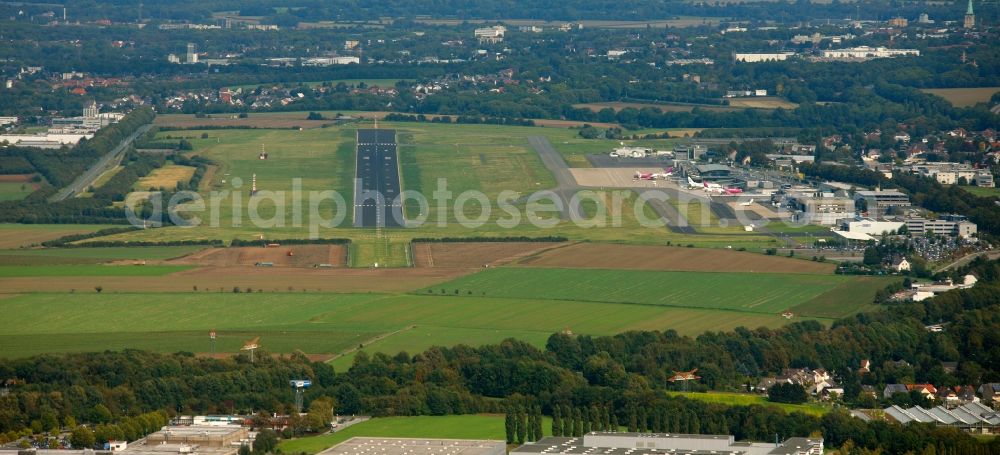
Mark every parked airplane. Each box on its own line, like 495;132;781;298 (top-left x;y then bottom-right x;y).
653;167;674;179
634;171;655;180
739;198;755;206
687;177;708;189
724;186;743;194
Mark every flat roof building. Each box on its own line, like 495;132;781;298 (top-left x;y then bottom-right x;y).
906;217;977;238
820;46;919;60
841;219;905;236
793;196;855;225
145;426;248;448
319;438;505;455
855;189;910;219
513;434;822;455
732;52;794;63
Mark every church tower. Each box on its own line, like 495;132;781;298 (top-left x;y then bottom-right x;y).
964;0;975;29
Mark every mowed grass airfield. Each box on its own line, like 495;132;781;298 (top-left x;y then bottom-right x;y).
0;113;892;363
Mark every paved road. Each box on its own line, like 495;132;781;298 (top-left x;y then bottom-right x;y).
50;124;152;202
526;135;696;233
935;250;1000;273
353;129;404;228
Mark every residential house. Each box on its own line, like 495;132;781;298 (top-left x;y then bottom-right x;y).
907;384;939;401
980;384;1000;403
891;257;911;273
884;383;909;398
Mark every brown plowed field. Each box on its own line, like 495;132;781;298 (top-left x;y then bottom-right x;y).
0;174;33;182
170;245;347;267
0;266;472;294
516;242;836;274
412;242;562;268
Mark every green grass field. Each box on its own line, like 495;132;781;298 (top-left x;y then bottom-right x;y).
962;186;1000;198
664;391;828;416
426;267;852;314
0;264;193;277
0;290;824;360
0;181;35;201
277;415;521;455
789;276;898;319
0;246;205;265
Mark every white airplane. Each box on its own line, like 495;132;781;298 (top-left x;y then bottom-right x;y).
738;198;754;206
653;167;674;179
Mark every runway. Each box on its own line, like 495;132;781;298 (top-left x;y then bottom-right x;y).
354;129;404;228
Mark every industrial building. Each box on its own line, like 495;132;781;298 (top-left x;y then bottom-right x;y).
732;52;794;63
854;189;910;219
319;438;505;455
840;219;905;236
145;425;249;448
905;215;978;238
792;196;855;225
512;433;823;455
885;402;999;434
474;26;506;44
819;46;919;59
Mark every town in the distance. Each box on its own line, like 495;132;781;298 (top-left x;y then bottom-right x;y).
0;0;998;454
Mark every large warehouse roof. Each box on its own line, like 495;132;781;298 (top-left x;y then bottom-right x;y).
319;438;506;455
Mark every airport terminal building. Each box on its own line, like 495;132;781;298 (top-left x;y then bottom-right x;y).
512;433;822;455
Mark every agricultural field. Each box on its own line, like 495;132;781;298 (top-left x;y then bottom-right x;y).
277;415;526;455
725;97;798;109
0;245;206;265
135;164;196;191
516;243;836;274
0;224;109;249
0;181;36;201
0;289;827;360
412;242;559;268
0;264;193;277
425;267;871;315
788;276;900;319
920;87;1000;107
664;392;828;417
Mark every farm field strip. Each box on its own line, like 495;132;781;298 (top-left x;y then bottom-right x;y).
0;264;194;277
429;267;849;314
135;164;196;190
0;224;109;249
0;292;818;359
0;181;37;201
920;87;1000;107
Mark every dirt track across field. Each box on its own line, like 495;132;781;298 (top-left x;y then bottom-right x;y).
171;245;348;267
412;242;562;268
516;242;836;274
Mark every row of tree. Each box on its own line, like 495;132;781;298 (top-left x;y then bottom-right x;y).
504;406;543;444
